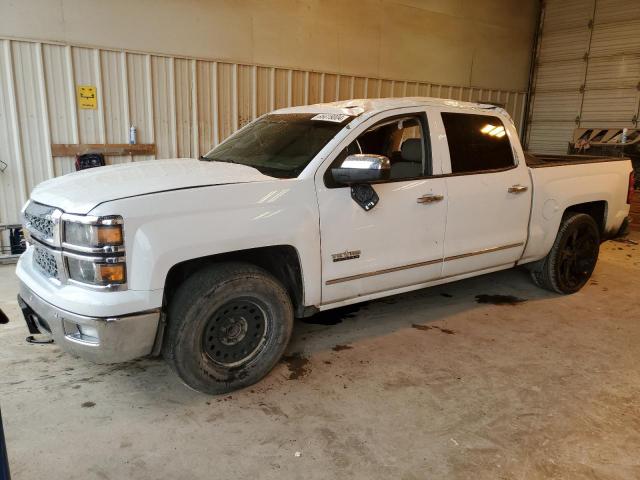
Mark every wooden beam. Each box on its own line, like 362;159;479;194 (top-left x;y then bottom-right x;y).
51;143;156;157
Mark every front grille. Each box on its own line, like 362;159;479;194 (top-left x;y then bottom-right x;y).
24;202;56;241
33;245;59;279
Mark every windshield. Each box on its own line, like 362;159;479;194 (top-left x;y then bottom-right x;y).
201;113;348;178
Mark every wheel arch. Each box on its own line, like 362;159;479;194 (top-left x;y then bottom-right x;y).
163;245;308;318
563;200;607;237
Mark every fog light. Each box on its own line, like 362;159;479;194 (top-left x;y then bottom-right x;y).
63;320;99;344
77;324;99;342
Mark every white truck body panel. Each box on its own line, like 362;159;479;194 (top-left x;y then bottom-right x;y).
15;97;633;364
31;159;272;214
521;161;632;263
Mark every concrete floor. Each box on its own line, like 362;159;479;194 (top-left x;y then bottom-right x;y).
1;234;639;480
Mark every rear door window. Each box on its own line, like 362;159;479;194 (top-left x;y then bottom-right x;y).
441;112;515;174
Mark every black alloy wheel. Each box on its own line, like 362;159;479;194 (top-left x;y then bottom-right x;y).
555;222;599;291
530;212;600;294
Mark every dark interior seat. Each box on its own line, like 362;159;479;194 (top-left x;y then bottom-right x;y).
390;138;422;179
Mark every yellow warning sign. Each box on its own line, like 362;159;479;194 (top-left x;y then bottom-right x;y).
77;85;97;109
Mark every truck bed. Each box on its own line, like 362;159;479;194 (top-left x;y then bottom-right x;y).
525;153;629;168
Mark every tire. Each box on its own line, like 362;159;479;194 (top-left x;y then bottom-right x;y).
163;262;294;394
530;213;600;294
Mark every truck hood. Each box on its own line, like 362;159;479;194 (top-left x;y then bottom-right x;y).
30;158;274;214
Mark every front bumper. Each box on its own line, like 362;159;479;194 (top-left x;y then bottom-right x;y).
18;281;160;364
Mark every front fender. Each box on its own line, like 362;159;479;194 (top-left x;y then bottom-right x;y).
90;179;321;306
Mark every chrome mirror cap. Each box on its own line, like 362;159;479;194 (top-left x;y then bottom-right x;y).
331;154;391;185
340;154;391;170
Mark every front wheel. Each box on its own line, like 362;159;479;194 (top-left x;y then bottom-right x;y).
530;212;600;294
163;262;294;394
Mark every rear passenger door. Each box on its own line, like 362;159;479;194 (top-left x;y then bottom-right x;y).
434;110;532;277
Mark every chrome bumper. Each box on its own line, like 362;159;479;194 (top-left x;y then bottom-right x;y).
18;281;160;364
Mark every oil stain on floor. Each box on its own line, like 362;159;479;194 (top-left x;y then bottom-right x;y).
281;353;310;380
475;294;527;305
332;344;353;352
412;324;456;335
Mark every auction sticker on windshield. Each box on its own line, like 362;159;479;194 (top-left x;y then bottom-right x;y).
310;113;351;123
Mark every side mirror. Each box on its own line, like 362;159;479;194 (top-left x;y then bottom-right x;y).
331;154;391;185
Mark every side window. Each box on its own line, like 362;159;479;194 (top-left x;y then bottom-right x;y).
441;112;515;174
325;115;429;187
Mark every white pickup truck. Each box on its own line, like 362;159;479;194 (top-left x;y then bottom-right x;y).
16;98;634;394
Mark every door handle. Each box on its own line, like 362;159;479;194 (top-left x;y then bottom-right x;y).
417;194;444;204
508;184;528;194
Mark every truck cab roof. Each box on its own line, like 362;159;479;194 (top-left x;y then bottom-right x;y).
273;96;502;118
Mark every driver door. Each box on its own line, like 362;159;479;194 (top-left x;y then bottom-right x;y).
315;109;448;305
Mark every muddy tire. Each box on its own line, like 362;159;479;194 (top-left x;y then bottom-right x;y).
530;213;600;294
163;262;293;394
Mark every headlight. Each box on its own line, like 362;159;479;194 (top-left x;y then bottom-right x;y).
61;214;126;287
66;256;126;286
63;217;123;250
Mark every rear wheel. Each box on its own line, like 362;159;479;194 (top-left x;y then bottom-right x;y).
163;262;294;394
530;213;600;294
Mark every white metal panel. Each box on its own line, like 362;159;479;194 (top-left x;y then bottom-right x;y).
255;66;271;116
196;60;216;156
581;88;638;124
585;55;640;89
534;59;585;92
527;0;640;153
151;55;177;159
594;0;640;24
590;19;640;57
542;0;595;32
42;43;77;175
526;0;588;153
0;39;27;225
11;41;52;193
216;62;236;142
174;57;193;158
100;50;129;165
100;51;127;141
537;29;591;63
527;122;576;153
530;91;582;122
237;64;255;127
307;71;322;104
72;47;102;145
127;53;154;162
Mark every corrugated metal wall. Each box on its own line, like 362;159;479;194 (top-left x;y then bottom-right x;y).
525;0;640;153
0;36;528;233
